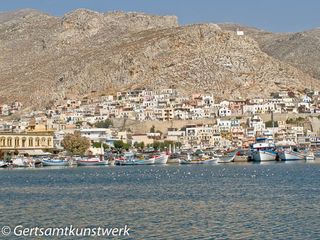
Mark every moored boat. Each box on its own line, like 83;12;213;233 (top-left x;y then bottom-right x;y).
0;160;8;168
180;153;214;164
233;149;249;162
167;153;181;164
134;158;155;165
305;151;315;160
77;157;108;166
42;159;70;167
217;154;235;163
152;153;169;164
115;152;137;165
277;149;305;161
12;157;34;167
276;141;305;161
251;138;277;162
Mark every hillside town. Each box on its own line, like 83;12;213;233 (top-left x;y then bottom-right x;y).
0;87;320;157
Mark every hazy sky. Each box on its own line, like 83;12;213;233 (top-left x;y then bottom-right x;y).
1;0;319;32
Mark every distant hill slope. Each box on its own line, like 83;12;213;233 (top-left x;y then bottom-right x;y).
0;9;318;108
219;23;320;82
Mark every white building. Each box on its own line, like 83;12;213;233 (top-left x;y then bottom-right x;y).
218;107;231;117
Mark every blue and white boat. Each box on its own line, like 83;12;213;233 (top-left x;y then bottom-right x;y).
77;157;108;166
134;158;155;165
251;138;277;162
277;147;305;161
115;152;137;165
42;159;70;167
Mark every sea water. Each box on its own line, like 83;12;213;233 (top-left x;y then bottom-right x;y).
0;162;319;239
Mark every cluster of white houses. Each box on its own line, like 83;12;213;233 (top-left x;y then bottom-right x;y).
1;88;320;154
0;101;23;116
42;88;320;124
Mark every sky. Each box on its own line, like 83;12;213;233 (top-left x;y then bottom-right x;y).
0;0;320;32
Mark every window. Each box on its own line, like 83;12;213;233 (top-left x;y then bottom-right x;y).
35;137;40;147
29;138;33;147
14;137;20;147
7;137;12;147
22;138;26;148
0;137;5;147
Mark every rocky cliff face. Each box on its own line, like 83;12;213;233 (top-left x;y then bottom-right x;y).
0;9;318;108
219;23;320;83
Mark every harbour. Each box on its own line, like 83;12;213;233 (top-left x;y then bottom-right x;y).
1;162;320;239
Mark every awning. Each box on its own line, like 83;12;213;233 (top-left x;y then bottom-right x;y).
18;150;53;156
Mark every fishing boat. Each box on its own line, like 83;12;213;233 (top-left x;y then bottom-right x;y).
167;153;181;164
151;153;169;164
0;160;8;168
115;152;137;165
233;149;249;162
180;153;214;164
277;147;305;161
77;157;108;166
12;157;34;167
217;153;235;163
251;138;277;162
305;151;315;160
134;158;155;165
42;158;70;167
276;141;305;161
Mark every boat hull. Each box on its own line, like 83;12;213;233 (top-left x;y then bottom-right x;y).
42;160;69;166
233;155;249;162
134;159;155;165
278;151;305;161
12;158;34;167
77;160;108;166
252;150;277;162
115;160;136;165
153;155;169;164
0;161;8;168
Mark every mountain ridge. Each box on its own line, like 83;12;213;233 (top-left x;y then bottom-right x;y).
0;9;318;109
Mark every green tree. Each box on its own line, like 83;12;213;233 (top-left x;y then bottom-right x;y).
61;132;91;155
265;120;278;128
150;125;155;133
139;142;145;149
94;119;113;128
134;142;145;149
92;142;109;150
113;140;125;149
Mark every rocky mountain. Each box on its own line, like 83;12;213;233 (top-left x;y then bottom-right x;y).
219;23;320;82
0;9;318;108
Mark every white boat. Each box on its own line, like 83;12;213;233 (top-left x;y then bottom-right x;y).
233;150;249;162
278;149;305;161
152;153;169;164
12;157;34;167
115;152;138;165
276;141;305;161
217;154;235;163
77;157;108;166
167;158;181;164
305;152;315;160
0;161;8;168
134;158;155;165
251;138;277;162
42;159;70;167
180;154;214;164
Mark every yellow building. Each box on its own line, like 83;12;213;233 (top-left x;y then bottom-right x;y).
0;122;54;151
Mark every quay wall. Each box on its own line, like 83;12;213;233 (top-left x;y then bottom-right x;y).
112;113;320;134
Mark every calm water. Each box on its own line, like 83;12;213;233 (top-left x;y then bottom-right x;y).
1;162;320;239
